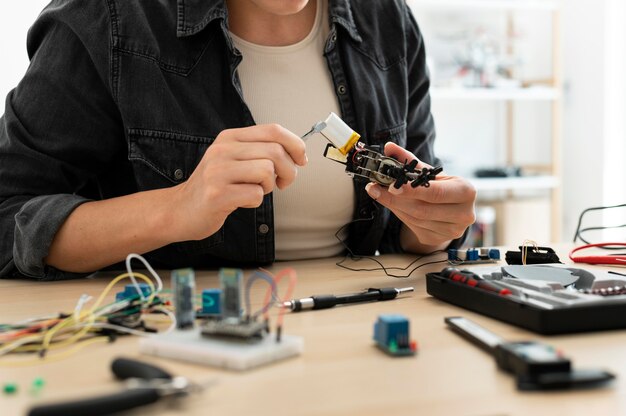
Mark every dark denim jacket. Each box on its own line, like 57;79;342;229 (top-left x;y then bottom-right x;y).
0;0;438;280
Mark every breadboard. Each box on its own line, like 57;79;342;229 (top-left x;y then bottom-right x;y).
139;329;303;371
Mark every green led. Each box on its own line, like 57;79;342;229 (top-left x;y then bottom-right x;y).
3;382;18;395
32;377;45;389
389;339;398;353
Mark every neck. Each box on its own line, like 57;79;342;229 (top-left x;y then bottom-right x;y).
226;0;317;46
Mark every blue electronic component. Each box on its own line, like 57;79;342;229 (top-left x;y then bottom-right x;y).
448;248;500;264
373;314;417;356
201;289;222;316
115;283;152;302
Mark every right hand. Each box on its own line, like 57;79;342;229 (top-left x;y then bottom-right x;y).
169;124;307;241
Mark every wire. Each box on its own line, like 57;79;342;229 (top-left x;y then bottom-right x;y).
521;240;538;265
125;253;164;299
0;254;165;364
0;337;110;368
270;268;297;329
573;203;626;245
245;270;277;320
332;206;447;278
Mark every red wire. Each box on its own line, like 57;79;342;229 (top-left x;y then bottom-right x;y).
569;242;626;265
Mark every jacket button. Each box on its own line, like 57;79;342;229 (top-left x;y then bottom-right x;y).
258;224;270;234
330;33;337;43
337;84;347;95
173;169;184;180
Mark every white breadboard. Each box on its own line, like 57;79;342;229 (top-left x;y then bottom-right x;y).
139;329;303;371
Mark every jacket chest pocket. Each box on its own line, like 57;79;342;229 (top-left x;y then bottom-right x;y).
127;128;224;252
127;128;213;190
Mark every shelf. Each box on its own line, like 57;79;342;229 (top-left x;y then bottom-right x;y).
408;0;560;11
430;87;560;101
469;175;559;192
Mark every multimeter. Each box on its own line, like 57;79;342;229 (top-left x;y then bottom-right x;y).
444;316;615;390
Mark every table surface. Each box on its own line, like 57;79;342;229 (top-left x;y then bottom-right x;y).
2;250;626;416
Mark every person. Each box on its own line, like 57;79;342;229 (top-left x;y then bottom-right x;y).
0;0;476;280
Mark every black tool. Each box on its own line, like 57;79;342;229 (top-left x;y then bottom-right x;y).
444;316;615;391
28;357;206;416
282;287;414;312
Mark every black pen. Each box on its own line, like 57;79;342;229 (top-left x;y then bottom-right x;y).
282;287;414;311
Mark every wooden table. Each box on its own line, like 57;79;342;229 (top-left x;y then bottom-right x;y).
2;253;626;416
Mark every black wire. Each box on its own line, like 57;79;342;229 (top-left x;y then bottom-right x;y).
573;203;626;245
333;204;448;278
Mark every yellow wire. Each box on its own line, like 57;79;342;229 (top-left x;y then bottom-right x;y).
40;272;155;355
0;337;109;367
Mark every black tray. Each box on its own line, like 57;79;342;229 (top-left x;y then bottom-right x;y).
426;272;626;335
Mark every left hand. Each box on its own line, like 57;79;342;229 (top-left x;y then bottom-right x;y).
365;142;476;252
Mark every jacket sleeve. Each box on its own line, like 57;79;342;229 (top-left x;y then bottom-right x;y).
0;1;124;280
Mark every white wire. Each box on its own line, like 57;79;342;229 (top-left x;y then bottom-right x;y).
151;306;177;334
73;294;93;322
125;253;164;302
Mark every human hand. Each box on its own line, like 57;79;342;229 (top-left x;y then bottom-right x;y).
170;124;307;241
364;142;476;252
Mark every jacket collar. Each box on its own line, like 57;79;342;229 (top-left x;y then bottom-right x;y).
176;0;227;38
176;0;362;43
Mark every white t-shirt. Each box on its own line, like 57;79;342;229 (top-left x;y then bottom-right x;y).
230;0;355;260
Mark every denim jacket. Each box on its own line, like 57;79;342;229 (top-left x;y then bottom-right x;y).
0;0;438;280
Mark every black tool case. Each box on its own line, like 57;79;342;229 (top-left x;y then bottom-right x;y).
426;272;626;335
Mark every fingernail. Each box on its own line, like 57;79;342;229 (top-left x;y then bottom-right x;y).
366;183;380;199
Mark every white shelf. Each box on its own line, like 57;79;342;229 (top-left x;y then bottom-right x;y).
430;87;560;101
408;0;560;11
469;175;559;192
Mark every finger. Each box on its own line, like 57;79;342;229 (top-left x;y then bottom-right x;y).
396;210;468;240
365;183;472;235
222;160;276;195
383;142;432;170
375;166;474;204
222;124;307;167
222;184;265;210
406;177;476;204
229;142;298;189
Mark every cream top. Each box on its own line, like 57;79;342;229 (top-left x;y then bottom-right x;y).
230;0;355;260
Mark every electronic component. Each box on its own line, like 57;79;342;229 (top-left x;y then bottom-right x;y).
171;268;196;329
505;245;561;265
3;382;17;395
373;314;417;356
115;283;152;302
448;248;500;264
325;141;442;189
142;268;303;371
305;113;442;189
140;328;303;371
200;319;268;342
197;288;222;318
316;112;361;155
219;268;243;321
445;316;615;390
